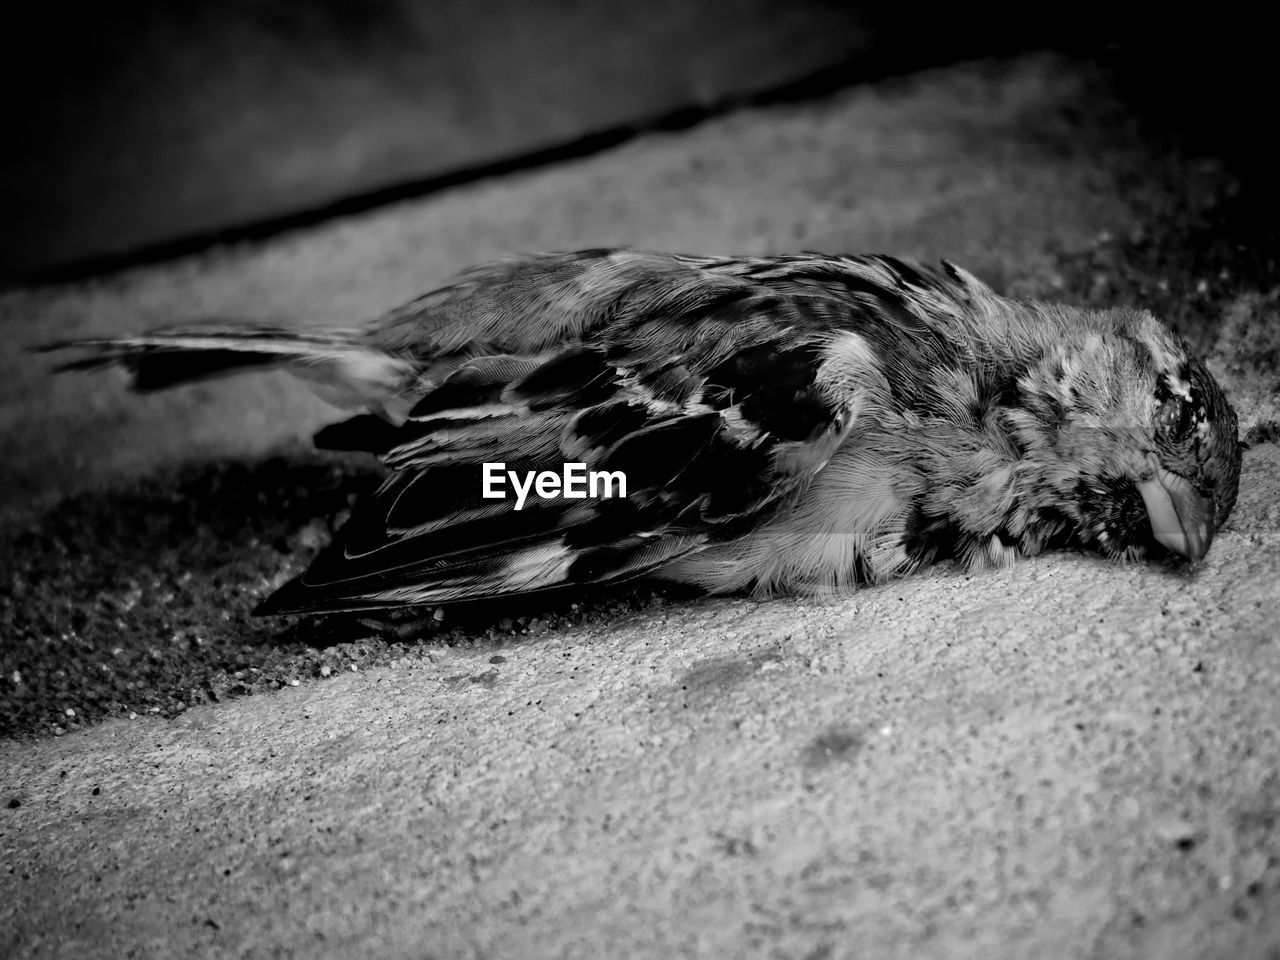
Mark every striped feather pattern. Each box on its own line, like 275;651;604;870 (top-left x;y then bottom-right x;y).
40;249;1243;613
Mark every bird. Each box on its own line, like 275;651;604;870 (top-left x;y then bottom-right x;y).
39;249;1243;615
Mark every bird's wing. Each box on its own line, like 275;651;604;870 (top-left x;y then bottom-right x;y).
370;249;986;357
368;249;765;357
257;252;944;614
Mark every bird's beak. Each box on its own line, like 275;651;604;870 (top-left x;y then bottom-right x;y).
1137;467;1215;563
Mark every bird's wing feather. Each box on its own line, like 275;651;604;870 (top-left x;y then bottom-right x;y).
36;323;415;410
257;252;942;614
368;249;764;357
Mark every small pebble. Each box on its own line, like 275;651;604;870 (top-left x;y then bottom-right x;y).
433;607;445;622
7;798;20;809
489;655;507;665
319;665;332;678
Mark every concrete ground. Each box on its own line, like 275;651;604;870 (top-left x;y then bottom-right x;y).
2;53;1279;958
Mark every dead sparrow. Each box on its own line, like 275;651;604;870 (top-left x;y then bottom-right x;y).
42;250;1243;613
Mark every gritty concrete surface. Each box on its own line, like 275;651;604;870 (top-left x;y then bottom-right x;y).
4;534;1280;960
2;54;1280;958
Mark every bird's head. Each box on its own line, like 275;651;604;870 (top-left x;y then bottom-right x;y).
1014;309;1242;565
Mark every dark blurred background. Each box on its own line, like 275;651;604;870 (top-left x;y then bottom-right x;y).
0;1;1264;284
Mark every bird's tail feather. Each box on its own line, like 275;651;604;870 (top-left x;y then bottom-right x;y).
35;324;415;411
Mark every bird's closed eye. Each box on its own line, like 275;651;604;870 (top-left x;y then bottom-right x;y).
1153;376;1202;444
1154;397;1193;441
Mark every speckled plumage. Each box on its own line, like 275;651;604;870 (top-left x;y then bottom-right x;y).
42;250;1243;614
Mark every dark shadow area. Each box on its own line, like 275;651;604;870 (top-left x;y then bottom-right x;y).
4;0;1124;287
7;4;1271;289
1104;20;1274;208
3;45;1061;290
0;454;698;739
1089;17;1280;352
1054;186;1280;355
